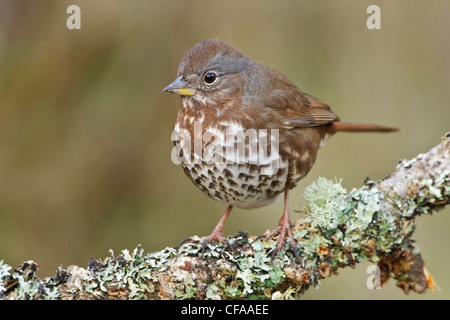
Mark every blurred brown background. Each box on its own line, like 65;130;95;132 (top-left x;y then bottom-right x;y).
0;0;449;299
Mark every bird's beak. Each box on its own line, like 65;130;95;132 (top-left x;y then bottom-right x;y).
162;76;196;96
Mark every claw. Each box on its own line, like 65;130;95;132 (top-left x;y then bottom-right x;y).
178;236;199;247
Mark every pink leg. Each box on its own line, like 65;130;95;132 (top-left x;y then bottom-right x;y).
274;191;297;254
204;205;233;243
179;205;233;248
255;191;300;260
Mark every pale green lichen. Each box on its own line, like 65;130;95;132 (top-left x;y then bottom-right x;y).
0;260;60;300
205;283;221;299
0;260;12;293
232;240;287;299
303;177;347;230
271;286;298;300
342;186;384;247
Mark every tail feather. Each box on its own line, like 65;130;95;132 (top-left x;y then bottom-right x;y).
329;121;399;133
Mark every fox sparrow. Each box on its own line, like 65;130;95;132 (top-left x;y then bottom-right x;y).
163;39;397;257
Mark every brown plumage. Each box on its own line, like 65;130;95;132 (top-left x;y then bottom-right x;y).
163;39;397;257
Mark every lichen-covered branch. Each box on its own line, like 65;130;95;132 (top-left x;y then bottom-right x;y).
1;134;449;300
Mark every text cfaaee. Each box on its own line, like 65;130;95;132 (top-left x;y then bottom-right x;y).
226;304;269;315
181;304;269;317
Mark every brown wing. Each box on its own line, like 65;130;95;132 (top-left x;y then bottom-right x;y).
265;69;339;128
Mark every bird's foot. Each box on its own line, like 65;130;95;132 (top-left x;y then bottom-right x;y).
178;205;234;255
202;228;228;248
254;215;301;263
179;229;234;256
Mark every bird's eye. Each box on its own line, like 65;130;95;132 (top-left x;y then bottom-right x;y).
203;72;218;85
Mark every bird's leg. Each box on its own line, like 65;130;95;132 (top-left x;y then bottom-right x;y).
275;191;299;258
254;191;300;261
199;205;234;253
203;205;233;243
179;205;234;252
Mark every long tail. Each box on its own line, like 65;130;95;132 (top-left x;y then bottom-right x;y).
329;121;399;133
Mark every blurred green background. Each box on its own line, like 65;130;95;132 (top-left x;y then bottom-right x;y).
0;0;449;299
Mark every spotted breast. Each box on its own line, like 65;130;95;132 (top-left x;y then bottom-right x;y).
172;104;290;209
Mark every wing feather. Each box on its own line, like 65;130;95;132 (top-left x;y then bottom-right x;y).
265;69;339;128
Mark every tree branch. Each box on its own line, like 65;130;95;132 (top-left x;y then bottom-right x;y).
1;134;449;300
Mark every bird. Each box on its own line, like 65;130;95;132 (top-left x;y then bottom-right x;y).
163;39;397;257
